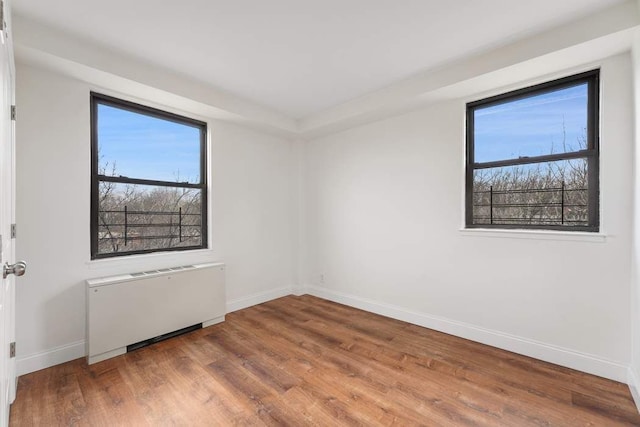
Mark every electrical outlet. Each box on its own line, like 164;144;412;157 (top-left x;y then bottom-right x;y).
319;274;325;284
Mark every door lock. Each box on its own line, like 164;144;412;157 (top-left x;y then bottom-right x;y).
3;261;26;279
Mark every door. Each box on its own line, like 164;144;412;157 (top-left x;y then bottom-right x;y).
0;0;17;424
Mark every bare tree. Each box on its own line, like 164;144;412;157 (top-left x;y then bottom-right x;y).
472;127;589;226
96;158;203;255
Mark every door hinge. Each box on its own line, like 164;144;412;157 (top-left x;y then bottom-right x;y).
9;342;15;358
10;224;15;239
10;105;15;121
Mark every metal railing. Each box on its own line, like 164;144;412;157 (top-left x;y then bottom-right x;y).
473;184;588;225
98;206;202;246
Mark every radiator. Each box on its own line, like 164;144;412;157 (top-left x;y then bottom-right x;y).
86;262;225;364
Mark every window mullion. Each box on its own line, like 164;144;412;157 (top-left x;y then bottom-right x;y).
97;175;204;190
473;150;596;170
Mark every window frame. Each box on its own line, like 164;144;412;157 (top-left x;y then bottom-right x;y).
465;70;600;232
90;92;208;259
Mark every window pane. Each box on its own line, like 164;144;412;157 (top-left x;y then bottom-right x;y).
97;104;202;183
473;83;588;163
472;159;589;227
97;182;203;255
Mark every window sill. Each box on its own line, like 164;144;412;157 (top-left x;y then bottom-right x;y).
85;248;216;269
459;228;606;243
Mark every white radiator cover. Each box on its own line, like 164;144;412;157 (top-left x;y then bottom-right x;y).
86;262;226;364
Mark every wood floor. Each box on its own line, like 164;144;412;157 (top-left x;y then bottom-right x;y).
9;295;640;426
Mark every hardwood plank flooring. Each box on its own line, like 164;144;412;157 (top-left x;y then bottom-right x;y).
9;295;640;426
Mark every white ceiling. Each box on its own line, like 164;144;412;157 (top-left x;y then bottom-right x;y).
12;0;625;119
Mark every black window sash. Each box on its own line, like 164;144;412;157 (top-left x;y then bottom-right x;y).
465;70;599;232
90;92;208;259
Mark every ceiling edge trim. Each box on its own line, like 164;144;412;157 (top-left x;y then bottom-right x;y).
300;0;640;138
13;14;299;137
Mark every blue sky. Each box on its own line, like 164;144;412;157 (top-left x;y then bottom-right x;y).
98;104;201;183
98;84;585;183
474;83;588;163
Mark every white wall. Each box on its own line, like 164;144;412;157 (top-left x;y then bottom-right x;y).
630;30;640;406
12;35;638;388
15;62;297;374
304;53;633;382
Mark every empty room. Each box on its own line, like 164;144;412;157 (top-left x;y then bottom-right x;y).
2;0;640;425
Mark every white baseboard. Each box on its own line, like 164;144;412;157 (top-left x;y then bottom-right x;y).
17;340;86;376
16;285;632;386
629;367;640;413
226;285;294;313
291;284;309;296
306;285;629;383
17;285;294;376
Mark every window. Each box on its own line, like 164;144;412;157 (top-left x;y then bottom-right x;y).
91;93;207;259
465;70;599;231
